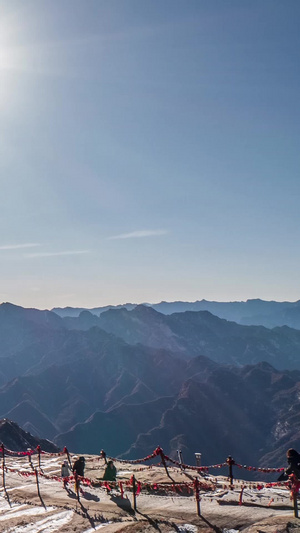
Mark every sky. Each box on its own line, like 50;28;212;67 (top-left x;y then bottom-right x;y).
0;0;299;309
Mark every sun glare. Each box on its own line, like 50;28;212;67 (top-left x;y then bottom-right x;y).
0;5;30;109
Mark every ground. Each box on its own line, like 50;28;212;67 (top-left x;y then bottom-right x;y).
0;452;299;532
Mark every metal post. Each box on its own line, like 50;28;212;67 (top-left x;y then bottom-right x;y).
132;474;137;512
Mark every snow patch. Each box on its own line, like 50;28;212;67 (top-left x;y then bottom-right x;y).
0;506;55;521
273;420;289;440
3;510;73;533
177;525;198;533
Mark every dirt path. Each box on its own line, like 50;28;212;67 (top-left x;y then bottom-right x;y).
0;454;298;532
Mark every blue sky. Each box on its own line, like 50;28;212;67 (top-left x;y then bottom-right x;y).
0;0;299;309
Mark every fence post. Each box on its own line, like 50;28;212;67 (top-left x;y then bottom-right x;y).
132;474;137;512
194;477;201;516
36;445;41;470
159;448;173;480
1;443;5;491
293;492;298;518
27;449;34;470
35;468;45;508
64;447;72;470
226;455;234;489
291;475;299;518
1;443;11;506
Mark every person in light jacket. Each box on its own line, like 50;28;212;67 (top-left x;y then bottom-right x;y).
61;460;70;489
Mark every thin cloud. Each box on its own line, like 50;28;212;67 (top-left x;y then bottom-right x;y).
109;230;169;240
24;250;90;258
0;243;40;250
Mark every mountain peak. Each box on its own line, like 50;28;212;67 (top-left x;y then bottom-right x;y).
0;419;58;452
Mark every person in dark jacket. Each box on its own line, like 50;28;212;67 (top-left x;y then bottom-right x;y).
73;456;85;477
103;460;117;481
278;448;300;481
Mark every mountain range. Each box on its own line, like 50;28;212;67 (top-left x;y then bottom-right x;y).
1;301;300;468
53;298;300;329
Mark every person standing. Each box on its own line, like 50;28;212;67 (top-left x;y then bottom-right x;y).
72;456;85;495
61;460;70;489
278;449;300;480
103;460;117;481
73;456;85;477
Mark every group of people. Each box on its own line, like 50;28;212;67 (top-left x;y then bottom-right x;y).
59;447;300;490
60;450;117;488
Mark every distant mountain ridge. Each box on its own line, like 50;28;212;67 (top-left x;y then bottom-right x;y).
62;305;300;370
52;298;300;329
1;302;300;467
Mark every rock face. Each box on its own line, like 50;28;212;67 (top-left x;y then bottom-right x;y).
0;418;58;452
55;358;300;469
1;302;300;466
60;305;300;369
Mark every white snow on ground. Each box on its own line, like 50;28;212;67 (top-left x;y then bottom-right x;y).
0;505;55;521
4;484;34;492
2;510;74;533
0;454;295;532
177;525;198;532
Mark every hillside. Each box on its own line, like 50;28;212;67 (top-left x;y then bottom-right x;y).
1;303;300;468
55;360;300;468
